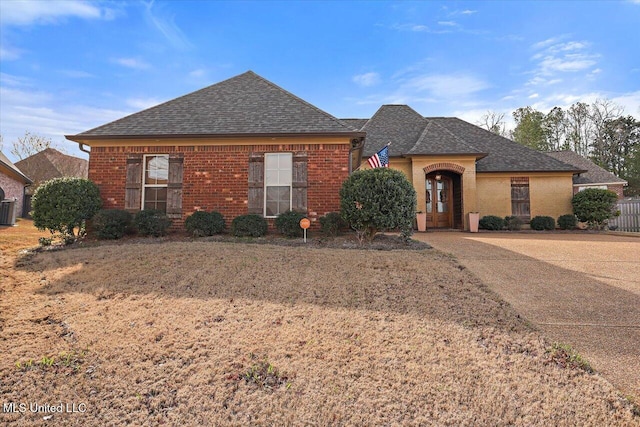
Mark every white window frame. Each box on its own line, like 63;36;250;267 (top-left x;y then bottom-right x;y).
142;154;169;212
264;153;292;218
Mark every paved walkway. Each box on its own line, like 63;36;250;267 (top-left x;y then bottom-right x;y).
414;231;640;400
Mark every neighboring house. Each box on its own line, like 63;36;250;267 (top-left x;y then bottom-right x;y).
15;148;89;217
0;151;32;218
345;105;581;229
66;71;581;231
546;150;627;199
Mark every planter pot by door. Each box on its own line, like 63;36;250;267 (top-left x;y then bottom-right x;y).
416;212;427;232
469;212;480;233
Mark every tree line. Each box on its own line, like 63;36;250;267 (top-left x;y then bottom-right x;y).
479;99;640;196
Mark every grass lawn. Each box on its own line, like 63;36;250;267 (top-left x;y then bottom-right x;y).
1;221;638;425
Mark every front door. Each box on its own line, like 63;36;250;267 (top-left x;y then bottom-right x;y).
425;175;452;228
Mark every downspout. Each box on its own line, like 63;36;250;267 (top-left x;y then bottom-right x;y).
78;143;91;154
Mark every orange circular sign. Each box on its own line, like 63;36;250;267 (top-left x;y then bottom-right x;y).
299;218;311;229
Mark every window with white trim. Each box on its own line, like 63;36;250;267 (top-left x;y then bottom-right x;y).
143;154;169;212
264;153;292;217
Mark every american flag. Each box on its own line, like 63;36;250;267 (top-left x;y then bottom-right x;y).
367;145;390;169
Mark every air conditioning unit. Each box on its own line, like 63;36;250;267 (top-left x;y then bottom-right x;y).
0;199;17;226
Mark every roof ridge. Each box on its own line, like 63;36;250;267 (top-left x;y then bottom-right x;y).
245;71;355;132
79;71;261;136
427;119;482;153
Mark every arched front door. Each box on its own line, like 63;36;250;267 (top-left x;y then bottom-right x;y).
425;174;453;228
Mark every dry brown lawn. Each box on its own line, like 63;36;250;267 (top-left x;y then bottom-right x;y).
1;223;638;426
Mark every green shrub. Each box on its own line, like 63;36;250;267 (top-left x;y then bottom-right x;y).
571;188;618;229
231;214;268;237
92;209;133;239
185;211;225;236
339;168;416;244
134;209;172;237
557;214;578;230
530;215;555;230
319;212;347;236
32;177;102;241
504;215;523;231
275;210;305;238
479;215;505;230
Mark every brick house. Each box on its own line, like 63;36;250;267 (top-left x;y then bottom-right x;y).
66;71;365;228
67;71;585;231
0;151;32;219
546;150;627;199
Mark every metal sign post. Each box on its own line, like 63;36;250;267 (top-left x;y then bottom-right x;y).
299;218;310;243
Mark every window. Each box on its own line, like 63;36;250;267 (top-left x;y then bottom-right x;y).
143;154;169;212
264;153;292;217
511;177;530;220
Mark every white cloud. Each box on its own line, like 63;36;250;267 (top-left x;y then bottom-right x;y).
461;9;477;15
0;44;23;60
529;93;539;99
438;21;458;27
58;69;94;78
112;57;151;70
404;74;489;98
143;0;192;50
189;69;206;78
126;97;163;110
352;72;381;87
0;0;107;26
539;54;598;73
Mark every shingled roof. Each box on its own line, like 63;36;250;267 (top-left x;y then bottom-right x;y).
69;71;359;139
0;151;32;184
16;148;88;187
351;106;580;173
546;150;627;185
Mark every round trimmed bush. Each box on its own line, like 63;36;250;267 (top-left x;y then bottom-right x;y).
339;168;416;243
530;215;555;230
319;212;347;237
558;214;578;230
231;214;268;237
275;210;305;238
134;209;172;237
32;177;102;240
504;215;523;231
479;215;505;230
185;211;225;236
92;209;132;239
571;188;618;228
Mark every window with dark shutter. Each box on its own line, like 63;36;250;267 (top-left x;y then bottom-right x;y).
511;177;530;220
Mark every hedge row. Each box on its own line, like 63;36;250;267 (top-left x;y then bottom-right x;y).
479;214;579;231
91;209;347;240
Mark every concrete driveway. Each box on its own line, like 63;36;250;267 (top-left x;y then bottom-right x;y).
414;231;640;400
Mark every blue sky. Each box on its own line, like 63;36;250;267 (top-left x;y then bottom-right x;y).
1;0;639;162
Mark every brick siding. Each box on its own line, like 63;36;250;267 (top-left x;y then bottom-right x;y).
88;143;350;230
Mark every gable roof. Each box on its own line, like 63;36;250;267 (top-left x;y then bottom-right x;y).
352;107;580;173
68;71;359;140
546;150;627;185
16;148;88;186
0;151;32;184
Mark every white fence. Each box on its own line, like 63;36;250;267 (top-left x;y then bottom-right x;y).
608;199;640;232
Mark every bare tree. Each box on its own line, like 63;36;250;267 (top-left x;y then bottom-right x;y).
10;131;53;160
478;111;507;136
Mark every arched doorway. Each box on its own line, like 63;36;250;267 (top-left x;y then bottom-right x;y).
423;163;465;229
425;173;453;228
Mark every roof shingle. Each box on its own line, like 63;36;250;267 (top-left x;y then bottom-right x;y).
72;71;357;138
546;151;627;185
